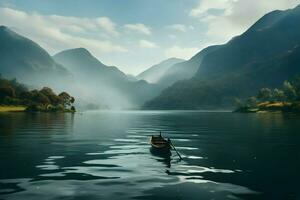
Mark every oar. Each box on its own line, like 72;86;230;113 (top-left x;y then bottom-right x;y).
169;140;182;160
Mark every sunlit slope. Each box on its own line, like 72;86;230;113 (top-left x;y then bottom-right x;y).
0;26;69;86
145;5;300;109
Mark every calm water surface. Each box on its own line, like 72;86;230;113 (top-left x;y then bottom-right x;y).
0;111;299;200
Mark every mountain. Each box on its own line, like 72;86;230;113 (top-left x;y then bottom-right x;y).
0;26;161;109
54;48;162;109
126;74;138;82
145;5;300;109
157;45;221;87
137;58;184;84
137;46;221;88
0;26;69;85
54;48;128;82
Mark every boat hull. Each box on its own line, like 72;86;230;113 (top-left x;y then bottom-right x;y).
150;143;171;149
150;136;171;151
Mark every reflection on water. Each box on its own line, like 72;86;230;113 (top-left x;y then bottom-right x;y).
150;147;171;168
0;111;299;200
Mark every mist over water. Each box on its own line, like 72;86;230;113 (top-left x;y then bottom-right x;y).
17;74;149;110
0;111;299;200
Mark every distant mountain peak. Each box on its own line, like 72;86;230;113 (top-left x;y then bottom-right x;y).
56;47;93;57
69;47;89;53
0;25;69;85
0;25;7;30
0;25;16;36
137;57;185;84
163;57;184;62
54;47;130;81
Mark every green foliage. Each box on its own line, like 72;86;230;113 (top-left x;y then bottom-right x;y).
40;87;61;106
0;76;76;112
58;92;75;107
236;77;300;112
0;86;16;99
246;97;258;107
283;81;297;101
257;88;273;101
292;76;300;99
26;104;41;112
71;106;76;112
249;78;300;105
272;89;286;102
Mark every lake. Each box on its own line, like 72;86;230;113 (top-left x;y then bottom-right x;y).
0;111;299;200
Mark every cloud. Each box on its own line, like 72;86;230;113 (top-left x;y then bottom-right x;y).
0;7;127;56
96;17;119;36
165;46;200;60
139;40;158;48
190;0;300;43
167;24;188;32
124;23;151;35
190;0;233;17
166;24;196;32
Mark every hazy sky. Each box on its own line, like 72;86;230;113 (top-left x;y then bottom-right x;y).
0;0;299;75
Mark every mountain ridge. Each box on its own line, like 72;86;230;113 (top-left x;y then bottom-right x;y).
137;58;185;84
0;26;161;109
53;47;162;109
0;26;69;84
54;48;128;82
144;4;300;109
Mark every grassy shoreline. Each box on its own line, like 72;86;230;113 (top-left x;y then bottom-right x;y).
234;101;300;113
0;105;75;113
0;105;27;112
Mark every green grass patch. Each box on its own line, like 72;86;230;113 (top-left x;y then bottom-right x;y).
0;105;27;112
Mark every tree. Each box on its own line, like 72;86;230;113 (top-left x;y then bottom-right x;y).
246;96;257;107
0;86;16;99
71;106;76;112
0;75;76;111
32;92;51;105
19;91;33;99
40;87;61;105
273;88;286;102
292;76;300;100
58;92;75;107
283;81;297;101
257;88;272;101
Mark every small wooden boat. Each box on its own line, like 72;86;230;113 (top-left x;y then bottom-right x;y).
150;134;171;151
150;132;182;160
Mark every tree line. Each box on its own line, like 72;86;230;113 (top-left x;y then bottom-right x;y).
235;76;300;112
0;74;75;112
